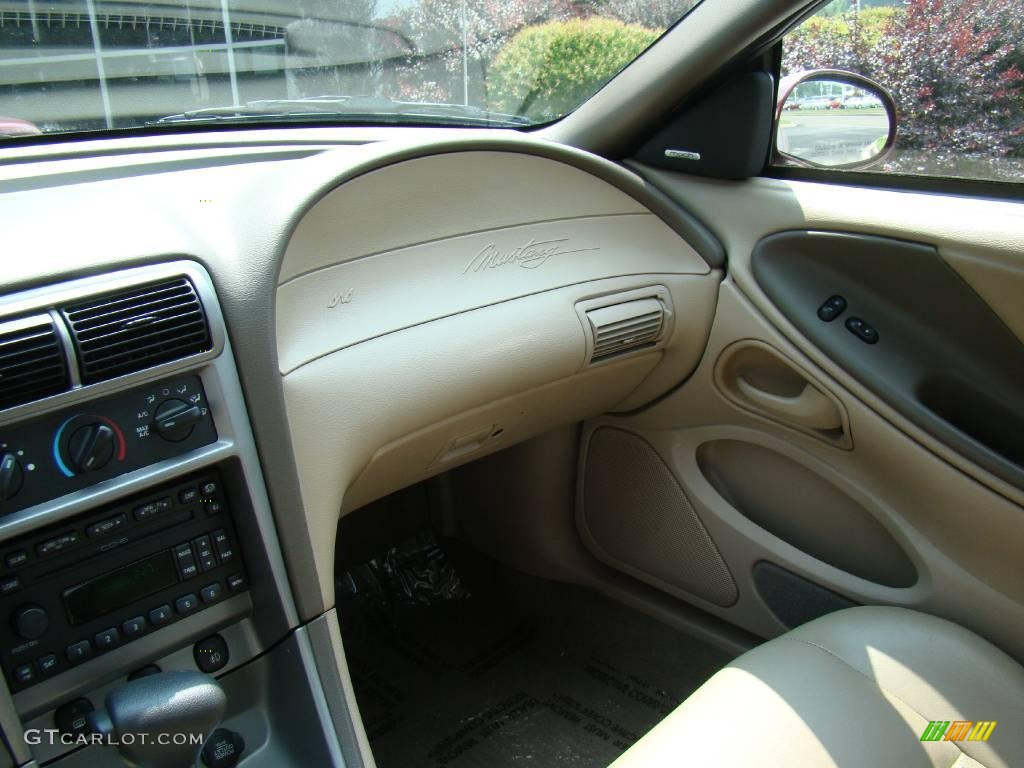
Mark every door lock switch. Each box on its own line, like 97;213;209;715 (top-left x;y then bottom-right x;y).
817;295;847;322
845;316;879;344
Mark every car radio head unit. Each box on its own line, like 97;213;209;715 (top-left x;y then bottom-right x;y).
0;469;248;692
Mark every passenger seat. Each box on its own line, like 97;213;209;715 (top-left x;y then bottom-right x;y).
612;607;1024;768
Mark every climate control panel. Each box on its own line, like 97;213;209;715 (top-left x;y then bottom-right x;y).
0;375;217;516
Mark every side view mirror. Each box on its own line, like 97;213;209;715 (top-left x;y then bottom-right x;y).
775;69;897;171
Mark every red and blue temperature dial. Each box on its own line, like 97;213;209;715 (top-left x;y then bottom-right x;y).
53;415;127;478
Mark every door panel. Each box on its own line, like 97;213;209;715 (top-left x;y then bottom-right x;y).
752;230;1024;489
577;169;1024;661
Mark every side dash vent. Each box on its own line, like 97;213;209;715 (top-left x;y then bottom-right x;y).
0;315;70;410
585;297;666;363
62;277;212;385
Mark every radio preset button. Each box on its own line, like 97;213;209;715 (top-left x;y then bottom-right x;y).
122;615;146;637
4;550;28;569
36;531;80;557
175;593;199;615
149;604;172;626
14;664;35;685
200;582;222;604
65;640;92;665
94;627;120;650
1;576;20;595
86;513;127;538
37;654;58;675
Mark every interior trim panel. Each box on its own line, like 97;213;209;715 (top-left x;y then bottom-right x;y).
752;230;1024;490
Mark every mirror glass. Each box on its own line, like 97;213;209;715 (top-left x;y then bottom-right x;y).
777;78;892;168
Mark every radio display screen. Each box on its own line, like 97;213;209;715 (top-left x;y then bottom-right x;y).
63;550;178;625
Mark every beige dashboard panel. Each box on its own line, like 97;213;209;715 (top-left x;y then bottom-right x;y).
282;273;718;605
275;148;719;607
279;150;655;283
277;151;709;373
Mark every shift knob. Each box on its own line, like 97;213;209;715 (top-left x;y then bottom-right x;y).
89;670;227;768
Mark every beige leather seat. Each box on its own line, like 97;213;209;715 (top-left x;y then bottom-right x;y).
612;607;1024;768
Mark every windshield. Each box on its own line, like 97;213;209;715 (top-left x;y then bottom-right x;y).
0;0;701;139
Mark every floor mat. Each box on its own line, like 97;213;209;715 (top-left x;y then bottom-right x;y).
338;533;733;768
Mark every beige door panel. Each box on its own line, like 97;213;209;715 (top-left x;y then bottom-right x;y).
628;164;1024;505
580;281;1024;661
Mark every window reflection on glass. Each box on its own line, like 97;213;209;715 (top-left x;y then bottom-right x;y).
0;0;703;138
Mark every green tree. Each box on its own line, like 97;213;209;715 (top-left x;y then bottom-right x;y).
487;17;658;120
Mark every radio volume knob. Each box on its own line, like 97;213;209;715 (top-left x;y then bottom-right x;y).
13;604;49;640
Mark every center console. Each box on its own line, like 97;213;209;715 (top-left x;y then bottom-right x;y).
0;263;346;768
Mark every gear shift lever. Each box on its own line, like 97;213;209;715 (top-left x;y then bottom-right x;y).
88;670;227;768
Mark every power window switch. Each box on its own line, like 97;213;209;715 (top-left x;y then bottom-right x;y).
845;316;879;344
817;295;847;322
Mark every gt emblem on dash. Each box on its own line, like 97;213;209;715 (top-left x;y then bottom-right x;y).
327;289;354;308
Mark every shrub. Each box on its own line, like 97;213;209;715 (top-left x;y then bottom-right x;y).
487;18;658;121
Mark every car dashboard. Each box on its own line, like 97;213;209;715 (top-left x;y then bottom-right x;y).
0;128;724;767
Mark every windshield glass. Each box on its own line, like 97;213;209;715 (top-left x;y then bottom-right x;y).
0;0;701;138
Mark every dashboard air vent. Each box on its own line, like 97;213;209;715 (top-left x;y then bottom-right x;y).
586;297;665;363
62;277;212;384
0;315;70;410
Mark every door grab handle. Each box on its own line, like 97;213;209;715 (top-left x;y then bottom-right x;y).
736;376;843;431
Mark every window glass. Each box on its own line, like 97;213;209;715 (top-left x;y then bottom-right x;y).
781;0;1024;182
0;0;701;139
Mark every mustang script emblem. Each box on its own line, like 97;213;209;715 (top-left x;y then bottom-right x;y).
464;238;599;274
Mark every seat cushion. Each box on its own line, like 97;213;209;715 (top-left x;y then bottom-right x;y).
611;606;1024;768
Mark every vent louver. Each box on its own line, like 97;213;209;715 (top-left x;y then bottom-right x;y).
62;277;212;385
587;297;665;363
0;315;70;410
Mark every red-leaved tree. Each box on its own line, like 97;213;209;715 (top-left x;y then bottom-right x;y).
784;0;1024;173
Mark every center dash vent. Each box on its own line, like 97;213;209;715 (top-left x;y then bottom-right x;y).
62;277;212;385
585;297;666;363
0;315;70;410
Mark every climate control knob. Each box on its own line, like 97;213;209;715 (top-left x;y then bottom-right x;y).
154;399;202;442
0;453;23;501
12;604;49;640
67;423;115;474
